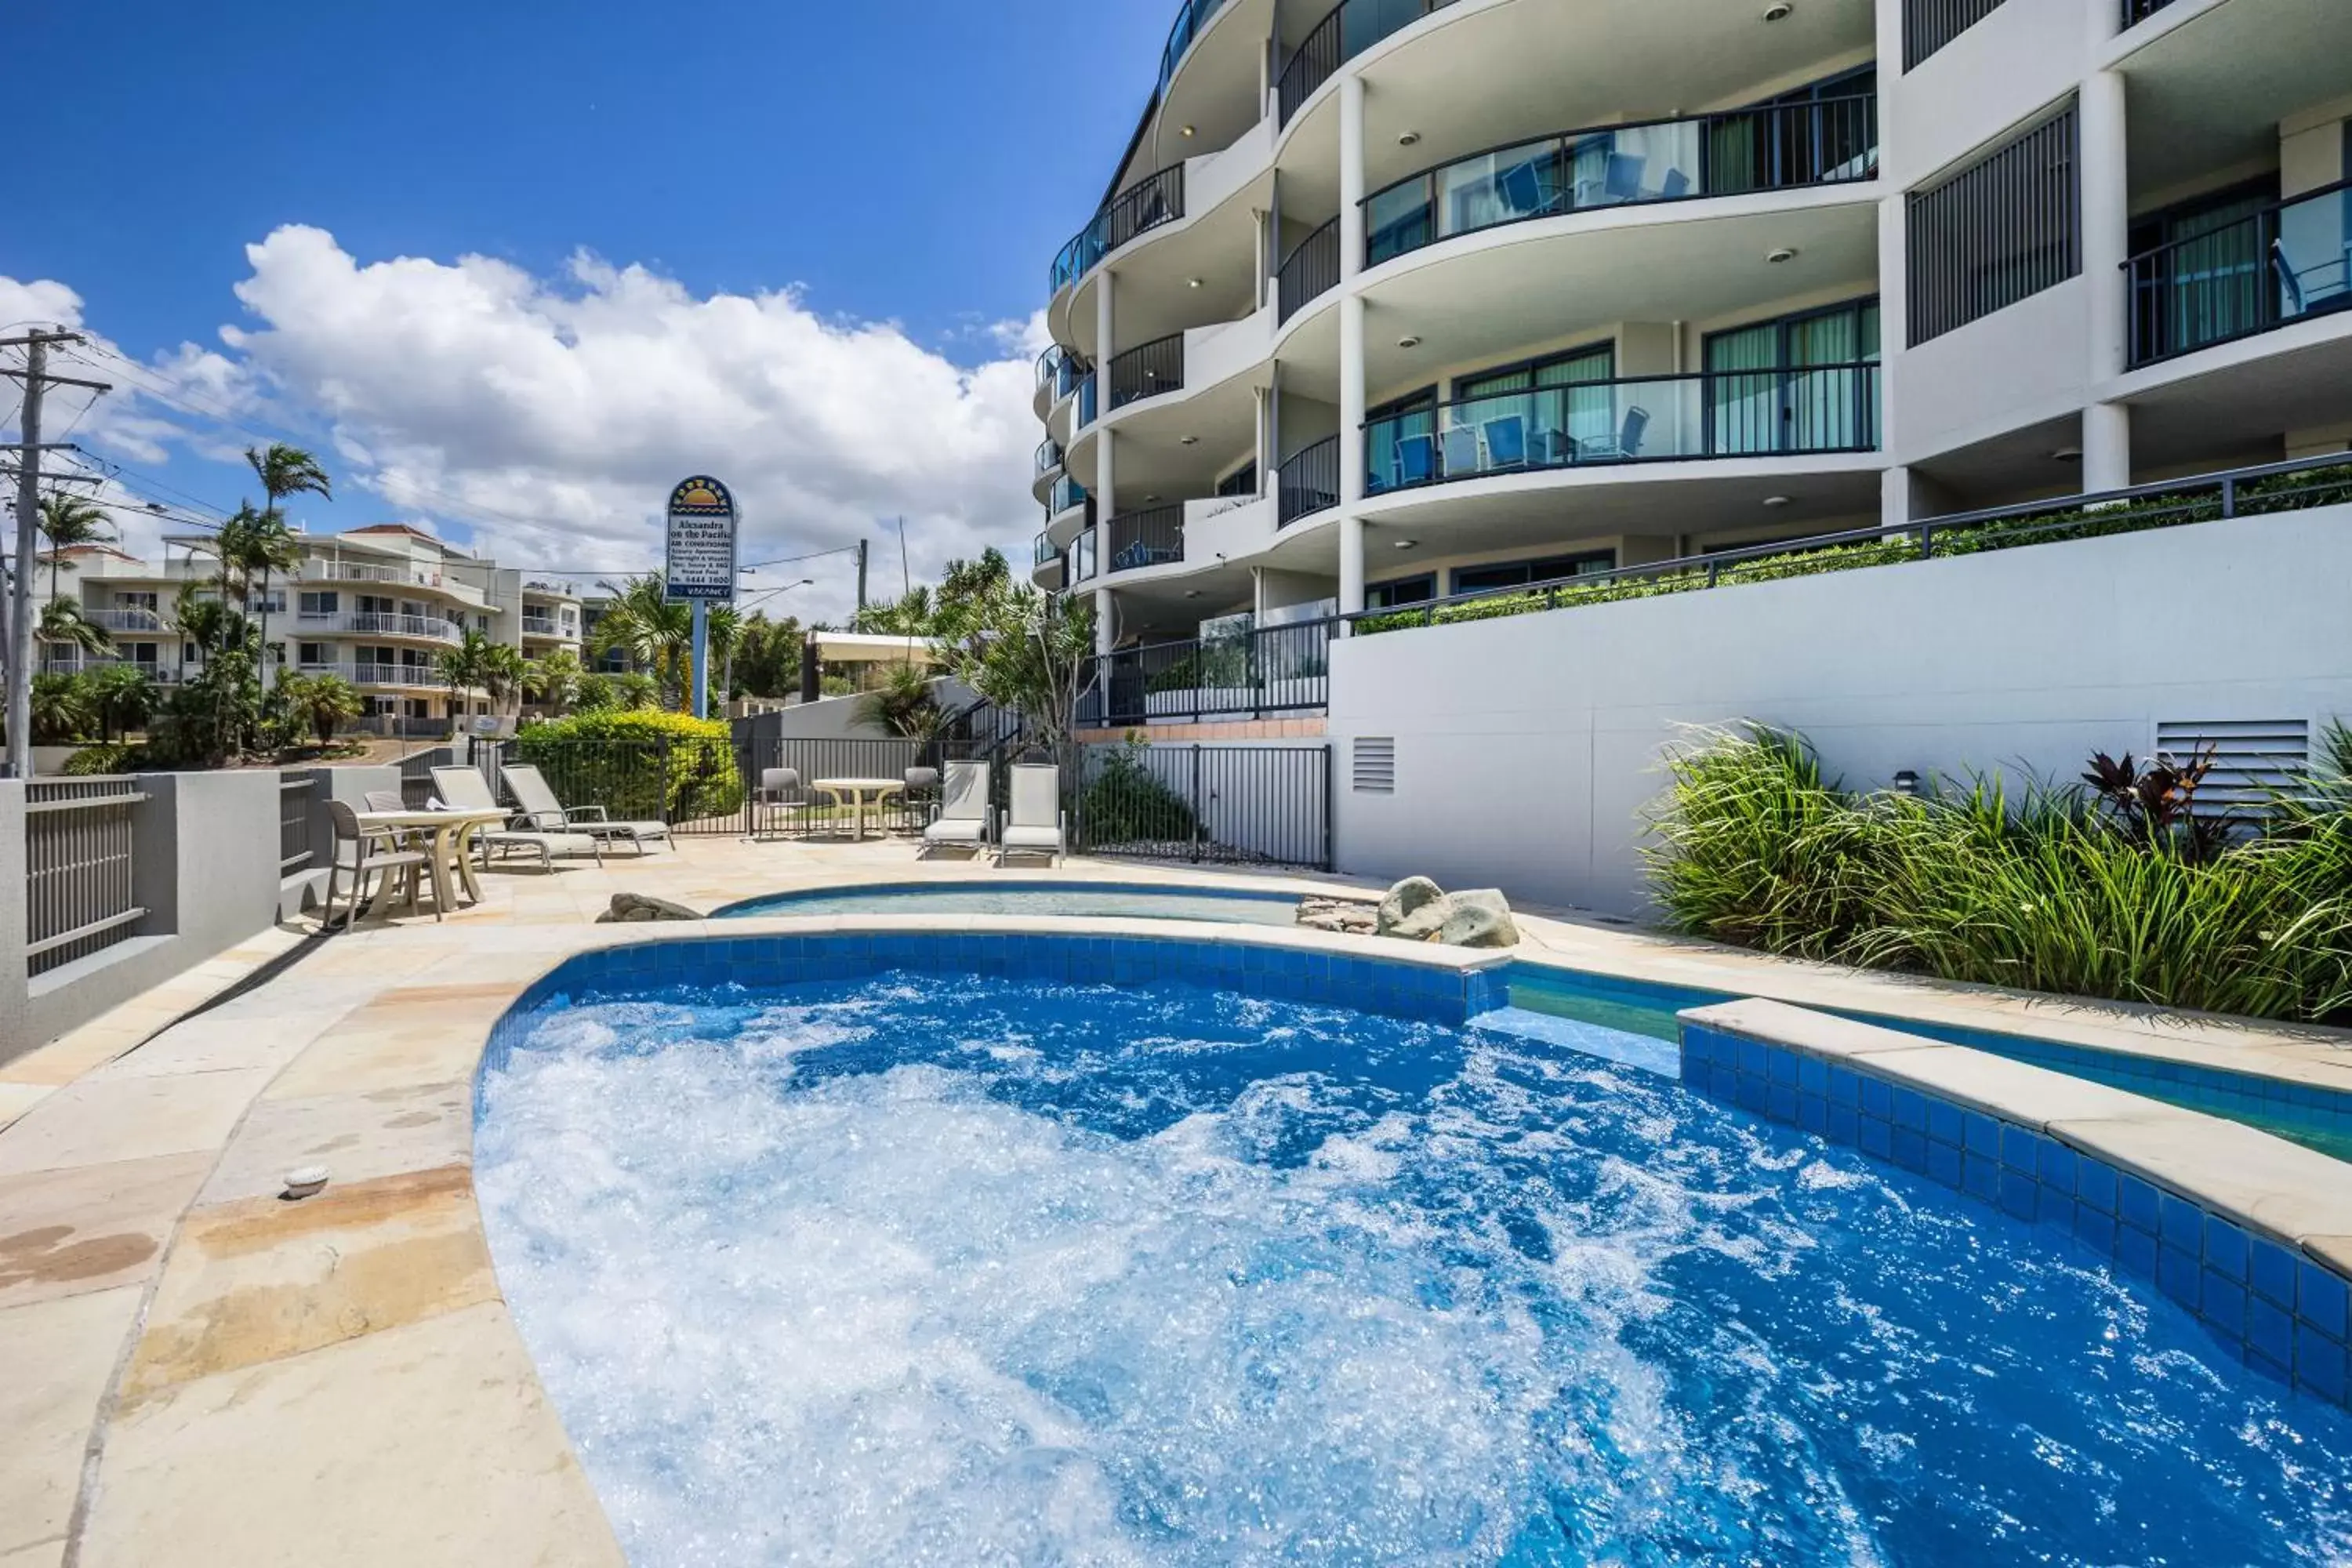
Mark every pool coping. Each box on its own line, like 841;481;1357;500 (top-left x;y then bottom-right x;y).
21;891;2352;1563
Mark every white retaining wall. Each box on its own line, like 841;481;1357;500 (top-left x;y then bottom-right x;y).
1327;506;2352;916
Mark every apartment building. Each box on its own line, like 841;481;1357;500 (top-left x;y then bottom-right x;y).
41;523;586;732
1031;0;2350;659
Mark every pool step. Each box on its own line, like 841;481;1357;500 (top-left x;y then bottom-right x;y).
1467;1006;1679;1077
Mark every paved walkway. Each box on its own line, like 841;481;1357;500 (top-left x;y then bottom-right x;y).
1;836;2345;1565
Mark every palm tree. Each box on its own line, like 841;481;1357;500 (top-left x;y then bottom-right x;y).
481;642;527;716
84;661;158;742
230;512;303;687
37;495;114;599
28;673;93;744
38;599;114;662
436;629;495;718
853;661;940;739
590;575;693;709
524;647;584;714
282;671;361;745
171;583;234;664
246;443;332;518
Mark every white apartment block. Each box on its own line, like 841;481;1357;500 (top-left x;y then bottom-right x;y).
1030;0;2350;655
41;523;586;733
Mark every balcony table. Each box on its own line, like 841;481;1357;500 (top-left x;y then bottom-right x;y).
809;777;907;841
355;808;510;913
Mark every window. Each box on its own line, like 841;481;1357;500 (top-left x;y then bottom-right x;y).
2127;180;2276;361
1364;387;1438;494
1448;343;1616;474
1215;462;1258;497
127;641;158;664
1450;550;1616;596
116;591;157;612
299;590;339;615
1365;573;1436;610
298;642;328;666
357;594;394;615
1907;104;2080;344
247;590;286;613
1704;298;1881;454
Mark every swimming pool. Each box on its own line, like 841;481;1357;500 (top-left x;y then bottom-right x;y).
714;880;1308;926
477;933;2352;1566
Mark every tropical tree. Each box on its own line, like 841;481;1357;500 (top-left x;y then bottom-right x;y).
610;670;660;710
37;599;114;662
281;671;362;745
246;443;332;519
436;629;495;714
29;673;93;742
852;660;941;739
590;576;693;708
952;590;1093;750
230;511;303;688
481;641;527;716
207;503;267;609
84;661;158;742
37;495;114;597
730;612;805;699
524;647;585;714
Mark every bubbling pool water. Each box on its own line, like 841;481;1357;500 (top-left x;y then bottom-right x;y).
474;973;2352;1567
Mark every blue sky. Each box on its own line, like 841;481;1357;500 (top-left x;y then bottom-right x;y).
9;0;1174;608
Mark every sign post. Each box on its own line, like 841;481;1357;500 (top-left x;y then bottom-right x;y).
663;476;739;720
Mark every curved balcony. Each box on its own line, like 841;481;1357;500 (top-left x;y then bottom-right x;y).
1075;372;1100;430
296;610;465;644
90;608;170;633
2126;177;2351;367
1032;529;1069;590
1036;438;1064;477
1364;363;1879;496
1279;0;1462;127
1157;0;1235;103
1108;333;1187;412
1044;474;1090;525
1364;94;1877;268
1103;504;1187;575
1276;436;1341;527
1051;165;1186;296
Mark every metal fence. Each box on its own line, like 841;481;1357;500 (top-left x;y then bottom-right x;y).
1107;165;1185;251
1073;743;1330;869
1278;217;1339;322
1104;504;1185;572
24;776;149;978
1076;619;1334;728
1277;435;1340;526
1907;103;2079;346
1108;333;1185;411
278;775;315;872
1903;0;2008;70
1277;0;1460;125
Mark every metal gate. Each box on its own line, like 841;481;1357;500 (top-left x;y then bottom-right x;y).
1072;742;1330;869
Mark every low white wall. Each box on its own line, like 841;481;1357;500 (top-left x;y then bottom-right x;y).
1327;506;2352;916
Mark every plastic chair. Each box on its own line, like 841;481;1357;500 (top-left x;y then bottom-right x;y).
323;798;432;930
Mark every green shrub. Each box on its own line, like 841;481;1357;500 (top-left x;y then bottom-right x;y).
1646;724;2352;1025
511;710;742;825
63;741;145;776
1079;739;1196;845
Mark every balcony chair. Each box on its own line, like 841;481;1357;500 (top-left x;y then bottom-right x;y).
753;766;822;839
1661;168;1691;199
322;798;432;930
1440;423;1483;478
1392;433;1436;488
427;765;601;870
1603;151;1646;203
996;763;1066;867
899;765;942;833
920;760;994;858
1481;415;1528;470
1581;406;1651;462
1495;158;1550;220
501;763;672;854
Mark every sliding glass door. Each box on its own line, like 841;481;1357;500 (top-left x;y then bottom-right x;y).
1704;299;1878;455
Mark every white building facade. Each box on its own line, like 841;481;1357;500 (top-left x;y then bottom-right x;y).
1031;0;2350;662
42;524;586;734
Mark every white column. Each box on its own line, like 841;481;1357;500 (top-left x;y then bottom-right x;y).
1876;191;1909;528
1252;385;1269;492
1094;265;1116;520
1338;75;1366;283
1338;292;1367;618
1094;588;1115;655
2078;70;2132;492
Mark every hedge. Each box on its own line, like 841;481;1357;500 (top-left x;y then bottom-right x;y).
510;710;743;825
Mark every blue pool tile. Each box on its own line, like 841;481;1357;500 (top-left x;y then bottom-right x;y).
1860;1077;1893;1120
2251;1296;2296;1369
2296;1328;2348;1404
1828;1105;1859;1145
2116;1225;2159;1281
2071;1205;2116;1257
1798;1095;1830;1135
1926;1139;1962;1189
1737;1039;1768;1077
1829;1067;1861;1108
1767;1083;1799;1123
2158;1245;2202;1307
2159;1194;2204;1251
1891;1087;1929;1132
2202;1218;2250;1284
1927;1099;1964;1148
1859;1116;1892;1160
2119;1175;2162;1236
1736;1074;1770;1114
2036;1139;2077;1194
1963;1112;2001;1157
2200;1272;2249;1341
1798;1056;1829;1096
1892;1127;1929;1174
2074;1158;2118;1215
2301;1260;2350;1343
1766;1047;1799;1086
1963;1154;1998;1203
1999;1123;2041;1173
1998;1170;2039;1221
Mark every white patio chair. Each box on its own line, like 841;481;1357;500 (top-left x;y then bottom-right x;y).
920;760;993;858
996;762;1066;866
323;798;433;928
429;765;601;869
501;763;672;855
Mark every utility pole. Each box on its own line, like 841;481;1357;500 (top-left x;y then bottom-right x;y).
855;538;868;618
2;330;109;778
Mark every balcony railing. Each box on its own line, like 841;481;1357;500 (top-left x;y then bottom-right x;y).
1278;217;1341;324
1366;94;1877;268
1365;364;1879;495
1051;167;1186;294
1108;333;1185;411
298;610;465;643
521;615;570;637
1076;619;1334;727
1071;528;1099;584
1077;373;1099;429
1036;344;1071;394
1104;505;1185;573
41;655;181;683
2126;177;2352;367
91;608;169;632
1036;438;1063;477
1157;0;1232;100
1904;0;2006;69
2121;0;2182;25
1276;436;1341;527
350;662;443;688
1278;0;1462;126
1033;529;1060;568
306;561;442;589
1045;474;1090;520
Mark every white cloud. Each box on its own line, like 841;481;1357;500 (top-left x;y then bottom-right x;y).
7;226;1048;623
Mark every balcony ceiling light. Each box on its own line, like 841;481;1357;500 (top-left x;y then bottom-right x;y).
1762;495;1791;507
1180;125;1196;137
1766;247;1798;264
1393;538;1418;550
1762;2;1792;19
1186;277;1203;289
1396;334;1422;349
1180;435;1200;445
2052;446;2083;462
1398;130;1421;147
1185;590;1203;597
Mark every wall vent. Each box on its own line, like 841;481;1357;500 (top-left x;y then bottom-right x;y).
2154;719;2310;815
1352;736;1396;793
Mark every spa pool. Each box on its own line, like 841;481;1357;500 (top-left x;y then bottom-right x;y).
476;934;2352;1566
713;880;1308;926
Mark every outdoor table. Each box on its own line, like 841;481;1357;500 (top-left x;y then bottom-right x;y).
809;777;907;842
356;808;510;913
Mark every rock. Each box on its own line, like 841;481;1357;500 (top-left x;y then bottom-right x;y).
1295;897;1378;935
596;891;702;924
1375;877;1444;936
1386;895;1457;942
1438;888;1519;949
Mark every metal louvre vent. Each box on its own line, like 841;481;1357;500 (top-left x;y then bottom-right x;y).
1352;737;1396;794
2155;719;2310;815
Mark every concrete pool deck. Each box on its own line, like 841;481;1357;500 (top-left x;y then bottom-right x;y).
2;836;2348;1565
